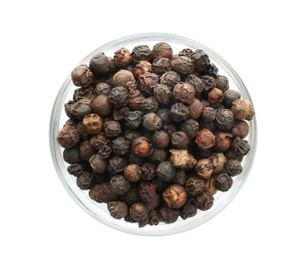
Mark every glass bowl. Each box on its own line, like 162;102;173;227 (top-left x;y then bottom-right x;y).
49;32;257;235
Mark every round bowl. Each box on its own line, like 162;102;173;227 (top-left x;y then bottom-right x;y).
49;32;257;235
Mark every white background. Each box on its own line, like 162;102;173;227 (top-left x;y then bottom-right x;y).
1;0;302;259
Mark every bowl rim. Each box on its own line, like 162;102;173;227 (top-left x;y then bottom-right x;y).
49;32;257;236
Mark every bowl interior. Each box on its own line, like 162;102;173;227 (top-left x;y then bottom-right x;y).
50;32;257;235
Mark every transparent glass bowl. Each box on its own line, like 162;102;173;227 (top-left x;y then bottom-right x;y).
49;32;257;235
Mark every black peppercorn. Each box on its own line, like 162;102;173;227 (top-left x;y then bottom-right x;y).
133;61;152;78
231;99;255;121
158;206;179;224
231;120;249;138
139;182;157;203
112;69;136;93
152;130;170;149
57;122;80;149
160;71;181;90
201;106;217;122
215;109;235;131
98;144;112;159
179;203;197;220
147;148;168;164
185;74;203;96
170;149;197;171
194;191;214;210
210;152;227;174
107;201;128;219
170;55;194;76
157;109;172;124
139;96;158;114
201;75;216;92
123;111;142;130
191;49;210;72
79;141;96;161
208;87;224;108
154;84;172;106
143;112;163;131
214;131;233;152
180;119;199;139
132;137;154;157
74;86;96;102
224;159;243;177
187;98;204;119
170;103;189;122
110;175;131;195
107;157;126;174
129;202;149;222
94;82;112;96
137;72;159;97
163;184;187;209
171;131;189;149
76;171;95;190
163;123;177;137
91;94;112;117
131;45;151;63
151;42;173;59
152;57;171;75
179;48;194;57
214;173;233;192
109;86;130;108
89;52;110;77
156;161;176;182
67;163;83;177
215;75;229;92
173;170;186;186
141;162;156;181
112;106;130;121
63;146;81;164
195;158;213;179
223;89;241;108
113;48;132;68
230;136;251;157
71;64;94;87
89;154;107;174
111;137;129;156
186;176;205;196
195;128;215;150
90;132;109;150
71;99;92;120
124;164;142;182
104;120;121;137
205;63;219;76
89;182;119;203
173;82;195;105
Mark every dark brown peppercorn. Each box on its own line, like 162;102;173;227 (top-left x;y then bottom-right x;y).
173;82;195;105
147;148;168;164
173;170;186;186
208;87;224;108
185;74;203;96
111;137;129;156
132;137;154;157
82;113;103;135
127;90;145;110
113;47;132;68
104;120;121;137
91;95;112;117
107;201;128;219
123;130;141;144
89;182;119;203
187;98;204;119
195;128;215;150
214;131;233;152
151;42;173;59
170;103;189;122
231;120;249;139
139;182;156;203
180;119;199;139
67;163;83;177
158;206;179;224
124;111;142;130
152;57;171;75
160;71;181;90
57;123;80;149
76;171;95;190
194;191;214;210
94;82;112;96
205;63;219;76
223;89;241;108
137;72;159;97
145;194;161;212
156;161;176;182
179;203;197;220
215;109;235;131
148;210;160;226
186;176;205;196
89;52;110;77
112;69;136;93
133;60;152;78
107;157;126;174
112;106;130;121
210;152;227;174
141;162;156;181
109;86;130;108
122;187;141;206
98;144;112;159
163;184;187;209
71;64;94;87
231;99;255;120
154;84;172;105
89;154;107;174
201;75;216;92
170;55;194;76
126;152;144;166
139;96;158;114
201;106;217;122
110;175;131;195
64;100;76;119
215;75;229;92
157;109;172;124
124;164;142;182
224;159;243;176
71;99;92;120
129;203;149;222
74;86;96;102
178;48;194;57
191;49;210;72
204;177;217;195
163;123;177;137
90;132;109;150
79;141;96;161
170;149;197;170
152;130;170;149
143;112;163;131
171;131;189;149
131;45;151;63
195;158;213;179
230;136;251;157
215;173;233;192
63;146;81;164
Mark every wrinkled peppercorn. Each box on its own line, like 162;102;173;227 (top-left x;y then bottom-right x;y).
124;111;142;130
210;152;227;174
152;57;171;75
170;103;189;122
195;128;215;150
91;95;112;117
71;99;92;120
201;75;216;92
163;184;187;209
89;52;110;77
195;158;213;179
179;203;197;220
129;203;149;222
107;201;128;219
185;74;203;96
156;161;176;182
111;137;129;156
208;87;224;108
215;109;235;131
137;72;159;97
89;154;107;174
223;89;241;108
147;148;168;164
173;170;186;186
154;84;172;105
104;120;121;137
171;131;189;149
231;120;249;138
215;173;233;192
90;132;109;150
170;149;197;170
76;171;95;190
180;119;199;139
71;64;94;87
215;75;229;92
132;137;154;157
214;131;233;152
124;164;142;182
143;112;163;131
57;122;80;149
110;175;131;195
194;191;214;210
173;82;195;105
160;71;180;90
152;130;170;149
133;61;152;78
187;98;204;119
112;69;136;93
114;48;132;68
170;55;194;76
139;96;158;114
186;176;205;196
141;162;156;181
79;141;96;161
82;113;103;135
63;146;81;164
67;163;83;177
107;157;126;174
158;206;179;224
131;45;152;63
224;159;243;177
95;82;111;96
151;42;173;59
139;182;156;203
231;99;255;121
201;106;217;122
191;49;210;72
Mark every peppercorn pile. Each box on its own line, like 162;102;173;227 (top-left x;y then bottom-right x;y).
57;42;255;227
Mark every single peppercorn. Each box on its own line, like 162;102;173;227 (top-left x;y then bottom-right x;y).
215;173;233;192
71;64;94;87
89;154;107;174
98;144;112;159
110;175;131;195
208;87;224;108
204;177;217;195
156;161;176;182
139;96;158;114
124;111;143;130
111;137;129;156
195;128;216;150
152;57;171;75
224;159;243;176
89;52;110;77
231;120;249;138
94;82;112;96
143;112;163;131
107;201;128;219
148;148;168;164
179;203;197;220
79;141;96;161
152;130;170;149
215;75;229;92
214;131;233;152
201;75;216;92
145;194;161;212
137;72;159;97
113;47;132;68
63;146;81;164
91;95;112;117
89;182;119;203
205;63;219;76
107;157;126;174
201;106;217;122
191;49;210;72
170;103;189;122
154;84;172;105
82;113;103;135
160;71;181;90
131;45;151;63
67;163;83;177
187;98;204;119
157;109;172;124
170;149;197;170
170;55;194;76
109;86;130;108
129;203;149;222
151;42;173;59
186;176;205;196
215;109;235;131
231;99;255;120
74;86;96;102
133;60;152;78
179;48;194;57
173;82;195;105
112;106;130;121
104;120;121;137
123;130;141;144
76;171;95;190
71;99;92;120
163;123;177;137
122;187;141;206
90;132;109;150
57;122;80;149
180;119;199;139
210;152;227;174
195;158;213;179
148;210;160;226
171;131;189;149
158;206;179;224
139;182;157;203
132;136;154;157
173;170;186;186
127;90;145;110
163;184;187;209
230;136;251;157
194;191;214;210
185;74;203;96
223;89;241;108
124;164;142;182
141;162;156;181
112;69;136;93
